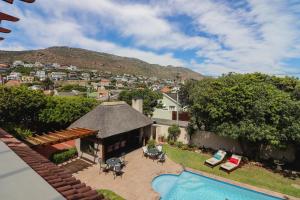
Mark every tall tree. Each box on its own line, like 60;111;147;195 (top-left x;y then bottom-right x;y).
119;88;162;116
183;73;300;152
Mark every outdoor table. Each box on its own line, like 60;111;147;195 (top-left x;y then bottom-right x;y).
147;148;160;158
106;157;121;169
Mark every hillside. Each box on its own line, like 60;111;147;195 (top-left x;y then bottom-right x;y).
0;47;204;80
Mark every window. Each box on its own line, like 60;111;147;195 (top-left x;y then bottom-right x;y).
169;106;176;111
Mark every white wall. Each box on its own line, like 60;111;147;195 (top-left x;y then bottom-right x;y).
191;131;243;154
154;124;189;144
153;126;296;162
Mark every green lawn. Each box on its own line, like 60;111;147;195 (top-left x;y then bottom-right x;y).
164;145;300;198
97;189;125;200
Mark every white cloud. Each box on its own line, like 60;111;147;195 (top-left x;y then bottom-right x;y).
0;0;299;76
165;0;300;75
0;2;185;66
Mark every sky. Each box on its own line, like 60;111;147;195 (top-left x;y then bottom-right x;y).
0;0;300;77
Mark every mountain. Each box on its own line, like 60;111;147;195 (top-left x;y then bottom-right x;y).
0;46;204;80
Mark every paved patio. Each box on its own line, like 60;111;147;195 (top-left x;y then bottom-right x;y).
73;148;183;200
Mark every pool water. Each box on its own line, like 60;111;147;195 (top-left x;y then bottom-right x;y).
152;171;283;200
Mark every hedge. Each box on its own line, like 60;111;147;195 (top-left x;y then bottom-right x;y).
50;148;78;164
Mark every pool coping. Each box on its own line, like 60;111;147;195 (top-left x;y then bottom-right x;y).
185;167;300;200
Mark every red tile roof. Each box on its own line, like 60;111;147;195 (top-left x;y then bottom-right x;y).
0;128;105;200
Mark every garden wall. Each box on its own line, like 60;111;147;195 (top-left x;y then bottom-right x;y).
153;119;296;162
191;131;296;162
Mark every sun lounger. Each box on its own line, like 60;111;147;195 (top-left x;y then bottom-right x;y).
205;150;227;167
220;154;242;172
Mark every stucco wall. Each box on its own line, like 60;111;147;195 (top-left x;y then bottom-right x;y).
153;125;296;162
154;124;189;144
152;109;173;120
191;132;296;162
191;131;243;154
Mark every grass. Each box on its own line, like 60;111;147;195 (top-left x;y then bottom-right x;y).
164;144;300;198
97;189;125;200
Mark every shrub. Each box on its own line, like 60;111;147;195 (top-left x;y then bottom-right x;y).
168;140;175;146
97;189;125;200
168;124;181;141
181;144;189;150
50;148;77;164
147;139;156;149
175;141;183;148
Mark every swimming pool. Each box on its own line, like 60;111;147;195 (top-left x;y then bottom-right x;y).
152;171;283;200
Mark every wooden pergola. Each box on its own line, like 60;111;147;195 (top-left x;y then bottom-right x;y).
25;128;98;147
1;0;35;41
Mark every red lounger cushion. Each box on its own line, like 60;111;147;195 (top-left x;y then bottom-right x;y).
229;157;239;165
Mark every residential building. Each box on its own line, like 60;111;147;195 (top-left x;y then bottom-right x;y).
13;60;24;67
36;70;47;81
99;78;111;87
29;85;43;91
34;62;43;68
0;63;9;73
67;65;77;71
24;63;34;68
21;75;35;83
81;72;91;80
68;72;79;80
50;71;67;81
7;72;21;80
52;63;61;68
152;93;182;120
160;86;171;93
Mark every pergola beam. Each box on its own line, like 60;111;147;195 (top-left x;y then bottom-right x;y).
0;12;20;22
2;0;35;4
0;27;11;33
25;128;98;147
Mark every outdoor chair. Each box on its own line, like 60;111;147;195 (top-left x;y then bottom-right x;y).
98;158;109;174
113;165;124;179
220;154;242;173
142;146;148;157
157;153;166;164
205;150;227;167
120;153;126;167
157;145;163;153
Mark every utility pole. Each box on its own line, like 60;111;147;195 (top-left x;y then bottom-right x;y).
176;73;181;125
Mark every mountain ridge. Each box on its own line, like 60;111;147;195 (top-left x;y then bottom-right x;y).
0;46;204;80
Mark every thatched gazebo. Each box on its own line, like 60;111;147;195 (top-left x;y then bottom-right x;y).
69;101;153;162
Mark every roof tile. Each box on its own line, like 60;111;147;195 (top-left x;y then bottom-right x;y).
0;128;105;200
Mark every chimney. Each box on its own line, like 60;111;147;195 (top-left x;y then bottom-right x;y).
132;98;143;113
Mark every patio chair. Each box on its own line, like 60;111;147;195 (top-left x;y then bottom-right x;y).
157;153;166;164
157;145;163;153
205;150;227;167
120;153;126;167
220;154;242;173
142;146;148;157
113;165;124;179
98;158;109;174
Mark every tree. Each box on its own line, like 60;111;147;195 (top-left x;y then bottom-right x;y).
0;86;47;128
39;96;98;131
168;124;181;141
118;88;163;116
41;77;54;90
184;73;300;152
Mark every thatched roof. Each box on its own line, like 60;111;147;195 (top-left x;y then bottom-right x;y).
69;101;153;139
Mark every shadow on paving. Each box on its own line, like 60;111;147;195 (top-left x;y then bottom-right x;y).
62;159;94;174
